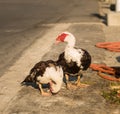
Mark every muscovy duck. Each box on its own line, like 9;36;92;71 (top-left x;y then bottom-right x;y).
21;60;63;96
56;32;91;89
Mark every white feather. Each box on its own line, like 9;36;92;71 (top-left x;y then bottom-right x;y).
62;32;84;67
65;46;84;66
37;66;63;93
37;66;63;83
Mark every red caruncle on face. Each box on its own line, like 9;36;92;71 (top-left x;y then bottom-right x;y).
56;33;68;42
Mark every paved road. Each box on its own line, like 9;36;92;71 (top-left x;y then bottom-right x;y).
0;0;99;77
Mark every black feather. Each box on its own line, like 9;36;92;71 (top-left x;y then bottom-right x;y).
21;60;58;85
56;49;91;75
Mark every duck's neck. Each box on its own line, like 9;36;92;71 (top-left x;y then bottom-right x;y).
66;37;75;49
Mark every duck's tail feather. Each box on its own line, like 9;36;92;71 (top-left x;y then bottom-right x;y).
21;71;36;85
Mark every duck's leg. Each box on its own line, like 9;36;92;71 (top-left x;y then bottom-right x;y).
65;74;77;90
65;74;70;89
38;83;52;96
75;74;89;88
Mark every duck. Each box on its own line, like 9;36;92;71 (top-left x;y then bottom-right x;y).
21;60;63;96
56;32;91;89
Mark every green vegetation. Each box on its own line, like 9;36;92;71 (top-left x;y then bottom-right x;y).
102;89;120;104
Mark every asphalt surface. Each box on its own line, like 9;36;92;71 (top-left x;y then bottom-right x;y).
0;0;99;77
0;0;120;114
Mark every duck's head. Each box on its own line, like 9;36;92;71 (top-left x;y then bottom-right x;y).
56;32;75;47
